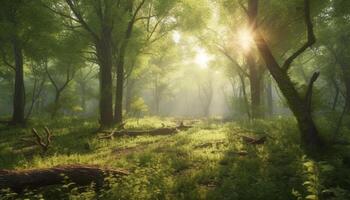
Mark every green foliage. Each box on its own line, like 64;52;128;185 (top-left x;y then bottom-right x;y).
176;0;211;31
130;97;149;117
1;117;349;199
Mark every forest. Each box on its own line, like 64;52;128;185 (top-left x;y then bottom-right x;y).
0;0;350;199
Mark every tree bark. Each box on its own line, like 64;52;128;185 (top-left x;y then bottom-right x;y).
246;0;262;119
124;79;132;115
238;73;251;119
114;48;125;124
95;29;114;127
0;165;128;192
10;37;25;125
266;77;273;116
81;82;86;111
52;90;61;118
246;55;262;118
154;74;161;115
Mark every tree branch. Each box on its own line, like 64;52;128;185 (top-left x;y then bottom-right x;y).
0;46;15;70
45;64;59;92
135;15;157;22
42;3;80;24
65;0;99;40
217;47;249;77
305;71;320;110
282;0;316;71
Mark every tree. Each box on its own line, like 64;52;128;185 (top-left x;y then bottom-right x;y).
197;70;213;117
25;61;46;120
246;0;324;151
44;31;86;118
147;38;178;115
113;0;181;123
324;0;350;114
198;9;266;119
75;65;98;113
0;0;57;125
48;0;124;127
113;0;147;124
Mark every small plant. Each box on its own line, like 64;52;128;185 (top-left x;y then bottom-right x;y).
130;97;148;118
294;157;337;200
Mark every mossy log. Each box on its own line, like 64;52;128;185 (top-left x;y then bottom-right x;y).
0;165;128;192
99;123;192;139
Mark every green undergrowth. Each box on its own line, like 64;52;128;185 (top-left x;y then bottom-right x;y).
0;117;350;199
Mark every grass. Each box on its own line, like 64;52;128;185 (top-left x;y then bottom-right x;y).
0;117;350;199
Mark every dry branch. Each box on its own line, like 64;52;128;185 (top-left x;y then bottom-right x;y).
0;165;128;192
31;127;52;152
99;122;192;139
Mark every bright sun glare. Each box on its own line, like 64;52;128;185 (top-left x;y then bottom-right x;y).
172;31;181;44
238;28;253;51
195;48;212;69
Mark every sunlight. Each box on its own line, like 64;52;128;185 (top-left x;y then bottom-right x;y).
172;31;181;44
195;48;212;69
238;28;253;51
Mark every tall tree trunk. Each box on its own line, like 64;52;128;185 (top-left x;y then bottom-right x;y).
114;22;132;124
266;77;273;116
238;73;251;119
249;0;323;151
81;82;86;112
25;77;45;120
95;30;114;127
339;64;350;113
154;75;160;115
114;0;144;124
257;40;322;149
114;25;134;123
51;90;61;118
11;37;25;125
247;55;261;118
246;0;262;119
114;47;125;124
259;48;322;148
124;78;136;115
331;78;340;111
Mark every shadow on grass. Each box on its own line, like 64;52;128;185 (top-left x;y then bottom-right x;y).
167;120;306;200
205;142;303;199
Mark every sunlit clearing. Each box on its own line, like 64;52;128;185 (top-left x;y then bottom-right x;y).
238;28;253;51
172;31;181;44
195;48;212;69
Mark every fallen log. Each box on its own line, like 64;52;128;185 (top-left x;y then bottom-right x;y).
99;122;192;139
0;165;129;192
241;135;267;145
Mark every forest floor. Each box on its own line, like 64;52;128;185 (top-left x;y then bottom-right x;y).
0;117;350;200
